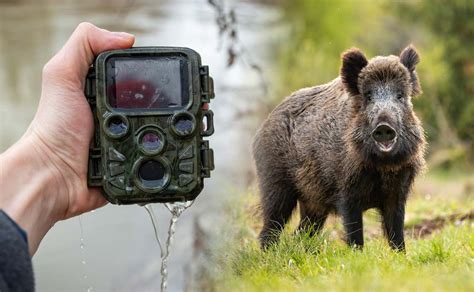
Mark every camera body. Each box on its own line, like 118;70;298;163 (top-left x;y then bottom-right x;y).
85;47;215;204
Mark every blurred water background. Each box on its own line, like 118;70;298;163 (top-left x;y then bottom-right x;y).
0;0;284;291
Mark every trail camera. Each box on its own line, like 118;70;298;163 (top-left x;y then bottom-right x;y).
85;47;215;204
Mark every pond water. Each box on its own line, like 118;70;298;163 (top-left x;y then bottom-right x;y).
0;0;284;291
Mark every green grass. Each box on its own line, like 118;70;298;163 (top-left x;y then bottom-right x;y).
207;169;474;292
212;226;473;292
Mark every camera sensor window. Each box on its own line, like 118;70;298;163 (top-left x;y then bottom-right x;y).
104;115;129;139
171;112;196;137
138;129;166;155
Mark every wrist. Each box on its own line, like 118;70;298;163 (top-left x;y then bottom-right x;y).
0;132;65;254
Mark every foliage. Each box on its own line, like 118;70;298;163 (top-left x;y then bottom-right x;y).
201;2;474;290
396;0;474;151
273;0;474;159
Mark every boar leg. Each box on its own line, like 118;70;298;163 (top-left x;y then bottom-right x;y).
381;171;412;252
259;184;298;250
339;200;364;248
381;203;406;252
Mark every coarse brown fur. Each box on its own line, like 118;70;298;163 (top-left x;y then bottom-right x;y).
253;45;426;251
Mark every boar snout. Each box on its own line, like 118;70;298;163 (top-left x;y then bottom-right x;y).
371;123;397;152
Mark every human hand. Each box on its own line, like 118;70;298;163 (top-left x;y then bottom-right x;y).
0;23;135;254
32;23;135;218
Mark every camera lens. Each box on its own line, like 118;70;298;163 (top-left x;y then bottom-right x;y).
176;119;193;133
105;115;128;138
138;160;167;189
141;132;164;153
171;112;196;136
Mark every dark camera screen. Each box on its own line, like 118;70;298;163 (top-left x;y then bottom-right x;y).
107;56;189;109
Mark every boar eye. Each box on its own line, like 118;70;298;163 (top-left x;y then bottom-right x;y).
365;90;372;101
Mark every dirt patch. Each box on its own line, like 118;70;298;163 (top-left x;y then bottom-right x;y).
406;210;474;238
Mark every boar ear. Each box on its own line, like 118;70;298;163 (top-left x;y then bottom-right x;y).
341;48;368;96
400;45;422;96
400;45;419;72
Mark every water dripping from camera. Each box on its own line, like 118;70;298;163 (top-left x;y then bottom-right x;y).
78;216;93;292
144;201;194;292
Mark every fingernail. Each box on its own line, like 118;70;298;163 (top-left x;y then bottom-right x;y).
111;31;134;39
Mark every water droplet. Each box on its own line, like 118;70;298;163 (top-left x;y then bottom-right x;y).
78;216;92;292
143;200;194;292
135;93;144;99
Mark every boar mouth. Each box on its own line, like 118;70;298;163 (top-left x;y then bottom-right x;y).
374;137;397;153
371;123;398;153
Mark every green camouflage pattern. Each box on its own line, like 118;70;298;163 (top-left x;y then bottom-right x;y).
85;47;214;204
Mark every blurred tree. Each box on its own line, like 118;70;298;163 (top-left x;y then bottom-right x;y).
397;0;474;155
276;0;380;95
275;0;473;162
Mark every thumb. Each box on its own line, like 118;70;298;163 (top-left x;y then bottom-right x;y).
43;22;135;88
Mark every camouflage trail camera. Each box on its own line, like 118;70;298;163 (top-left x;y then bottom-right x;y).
85;47;215;204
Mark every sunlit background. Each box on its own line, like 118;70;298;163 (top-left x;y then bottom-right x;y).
0;0;283;291
0;0;472;291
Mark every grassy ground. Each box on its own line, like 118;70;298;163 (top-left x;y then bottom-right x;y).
206;168;474;292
